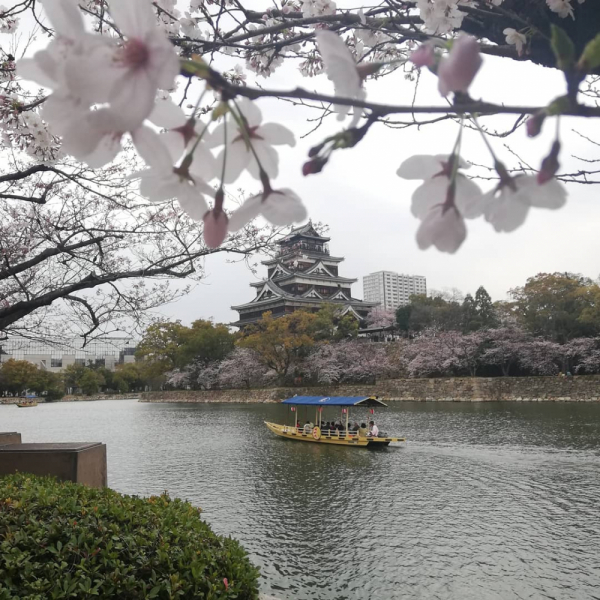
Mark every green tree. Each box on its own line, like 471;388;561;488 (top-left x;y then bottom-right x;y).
113;362;148;392
461;294;480;332
79;370;105;396
237;311;317;380
62;364;88;391
312;304;358;341
0;359;41;396
396;294;463;333
135;321;189;372
177;319;235;366
28;370;64;401
510;272;600;343
474;286;497;328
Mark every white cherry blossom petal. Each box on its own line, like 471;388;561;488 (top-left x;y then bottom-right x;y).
131;126;173;170
108;0;156;38
148;98;187;129
258;123;296;147
416;205;466;254
235;97;263;128
455;176;484;219
411;177;447;219
177;189;210;221
218;142;250;184
483;187;530;233
248;140;280;180
523;177;567;209
41;0;85;39
397;155;444;180
228;194;262;232
261;189;308;226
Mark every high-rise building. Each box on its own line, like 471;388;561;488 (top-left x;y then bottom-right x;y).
363;271;427;310
232;222;378;327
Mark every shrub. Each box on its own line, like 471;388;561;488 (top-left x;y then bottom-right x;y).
0;474;259;599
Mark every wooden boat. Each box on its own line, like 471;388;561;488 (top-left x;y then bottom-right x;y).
265;395;406;448
16;400;38;407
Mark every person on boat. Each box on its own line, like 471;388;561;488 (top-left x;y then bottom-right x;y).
303;420;313;433
351;422;360;433
369;421;379;437
358;423;368;437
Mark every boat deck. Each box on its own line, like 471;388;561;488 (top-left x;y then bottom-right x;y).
265;421;405;447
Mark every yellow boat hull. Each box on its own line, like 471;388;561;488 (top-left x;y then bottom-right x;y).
17;402;38;408
265;422;405;447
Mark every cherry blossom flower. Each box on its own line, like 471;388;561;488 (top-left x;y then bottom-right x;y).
483;174;567;233
315;30;366;127
437;34;482;97
64;0;180;130
416;205;466;254
504;28;527;55
228;188;307;231
410;43;436;68
301;0;336;19
131;126;214;221
0;5;19;33
416;0;466;34
210;98;295;183
546;0;576;18
397;154;484;220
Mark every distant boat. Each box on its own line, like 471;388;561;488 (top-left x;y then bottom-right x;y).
265;395;406;448
16;394;38;407
17;400;38;408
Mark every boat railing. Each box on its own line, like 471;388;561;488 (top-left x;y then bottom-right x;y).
281;425;367;439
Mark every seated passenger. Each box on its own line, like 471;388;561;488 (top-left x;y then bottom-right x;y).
369;420;379;437
303;420;313;433
351;422;360;432
358;423;368;437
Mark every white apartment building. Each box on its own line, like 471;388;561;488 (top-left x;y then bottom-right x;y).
363;271;427;310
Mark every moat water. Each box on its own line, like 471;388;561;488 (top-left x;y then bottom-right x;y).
3;400;600;599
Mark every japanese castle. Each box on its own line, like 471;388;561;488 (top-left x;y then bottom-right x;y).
232;222;378;328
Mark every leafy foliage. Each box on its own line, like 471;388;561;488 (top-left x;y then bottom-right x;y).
0;473;260;600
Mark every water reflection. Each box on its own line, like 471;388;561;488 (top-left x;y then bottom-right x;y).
2;400;600;599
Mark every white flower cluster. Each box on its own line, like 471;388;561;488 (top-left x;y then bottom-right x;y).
301;0;336;20
16;0;307;248
0;96;59;163
547;0;586;19
0;5;19;34
416;0;468;35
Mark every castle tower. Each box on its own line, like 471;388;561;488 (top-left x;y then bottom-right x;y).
232;222;378;327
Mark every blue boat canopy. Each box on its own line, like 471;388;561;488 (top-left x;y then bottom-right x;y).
281;396;387;407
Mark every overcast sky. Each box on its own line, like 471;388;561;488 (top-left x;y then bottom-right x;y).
160;24;600;326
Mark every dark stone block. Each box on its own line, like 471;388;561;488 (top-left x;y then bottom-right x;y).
0;442;107;488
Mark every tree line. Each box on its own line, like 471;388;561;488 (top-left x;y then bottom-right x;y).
4;272;600;396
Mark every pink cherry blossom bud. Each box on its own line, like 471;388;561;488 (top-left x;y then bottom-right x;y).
438;34;482;97
302;157;328;176
526;112;546;138
538;140;561;185
410;44;436;68
203;210;229;248
223;578;229;590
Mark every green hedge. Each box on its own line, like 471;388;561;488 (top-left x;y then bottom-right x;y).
0;474;260;599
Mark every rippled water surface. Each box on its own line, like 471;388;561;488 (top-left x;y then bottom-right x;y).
3;400;600;599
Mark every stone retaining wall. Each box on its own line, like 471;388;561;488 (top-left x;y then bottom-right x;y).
139;375;600;403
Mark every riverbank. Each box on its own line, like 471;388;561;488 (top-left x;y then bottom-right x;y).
140;375;600;404
1;394;138;405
